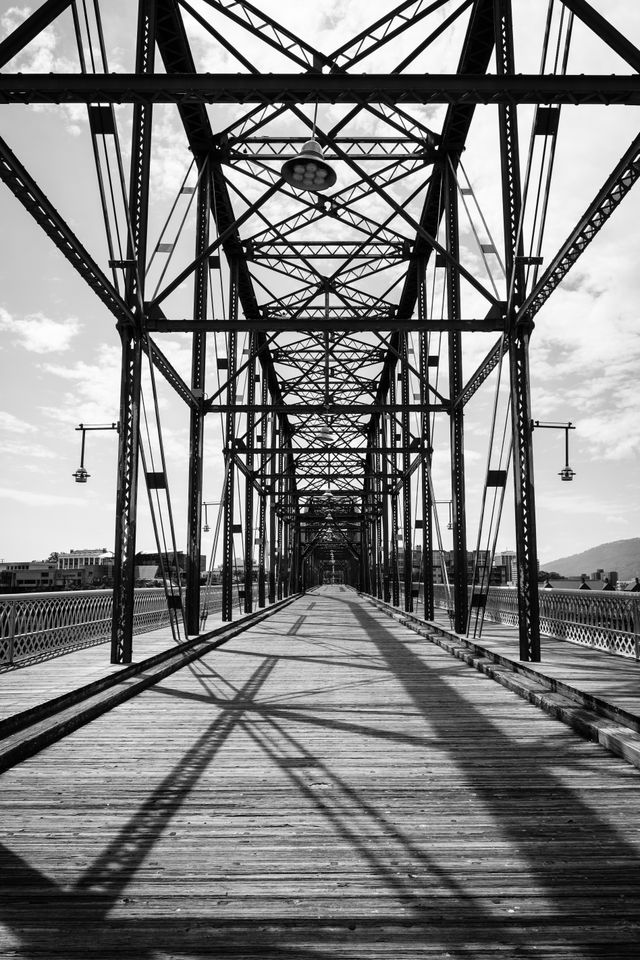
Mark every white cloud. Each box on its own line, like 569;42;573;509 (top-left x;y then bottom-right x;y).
40;343;121;425
1;6;76;72
0;486;83;508
0;307;81;354
0;411;37;434
0;437;56;462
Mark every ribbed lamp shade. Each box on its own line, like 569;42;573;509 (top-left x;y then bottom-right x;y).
281;139;337;192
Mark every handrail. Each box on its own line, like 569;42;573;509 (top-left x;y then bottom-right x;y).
0;584;261;666
432;584;640;660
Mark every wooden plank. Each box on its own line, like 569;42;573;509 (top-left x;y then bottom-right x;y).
1;587;640;957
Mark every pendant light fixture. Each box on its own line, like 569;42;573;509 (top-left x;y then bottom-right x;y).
281;102;337;193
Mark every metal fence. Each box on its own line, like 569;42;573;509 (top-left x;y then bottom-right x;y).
0;584;258;665
432;584;640;660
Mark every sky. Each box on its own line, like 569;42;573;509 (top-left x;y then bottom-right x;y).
0;0;639;570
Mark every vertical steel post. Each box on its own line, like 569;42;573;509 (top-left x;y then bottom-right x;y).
243;332;256;613
185;163;210;635
222;260;239;622
290;498;301;594
111;0;155;664
418;260;434;620
276;430;284;600
257;376;268;607
495;0;540;661
367;454;376;595
445;165;469;635
373;426;383;598
380;416;391;602
400;333;413;611
361;453;371;593
282;435;292;597
389;376;400;606
268;411;277;604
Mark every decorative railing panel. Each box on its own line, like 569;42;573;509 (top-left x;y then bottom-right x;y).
0;583;260;665
431;585;640;660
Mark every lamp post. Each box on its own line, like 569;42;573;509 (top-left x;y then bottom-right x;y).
202;500;221;533
72;423;119;483
532;421;576;481
434;499;454;530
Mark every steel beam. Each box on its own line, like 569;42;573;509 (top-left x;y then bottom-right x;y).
268;413;277;604
559;0;640;72
2;73;640;104
210;405;448;415
222;261;239;622
257;374;268;608
389;377;400;607
418;262;434;621
495;0;540;661
185;167;209;635
243;333;256;613
147;318;504;332
457;109;640;412
0;0;72;68
446;167;468;635
111;0;155;665
400;333;413;612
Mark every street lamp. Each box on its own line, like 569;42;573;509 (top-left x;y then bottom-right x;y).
434;499;454;530
532;421;576;481
73;423;119;483
281;139;337;193
202;501;221;533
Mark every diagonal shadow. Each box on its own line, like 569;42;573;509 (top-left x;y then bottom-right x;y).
327;594;640;957
4;591;640;958
239;709;543;960
73;656;279;900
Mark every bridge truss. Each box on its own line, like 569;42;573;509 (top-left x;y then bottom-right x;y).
1;0;639;663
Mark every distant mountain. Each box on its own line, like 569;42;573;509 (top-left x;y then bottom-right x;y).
542;538;640;579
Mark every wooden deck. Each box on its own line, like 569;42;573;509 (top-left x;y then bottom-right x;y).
2;586;640;958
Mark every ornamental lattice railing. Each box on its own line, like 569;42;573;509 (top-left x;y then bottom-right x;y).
432;584;640;660
0;584;255;665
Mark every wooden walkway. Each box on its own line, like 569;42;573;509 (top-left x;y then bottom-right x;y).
2;586;640;958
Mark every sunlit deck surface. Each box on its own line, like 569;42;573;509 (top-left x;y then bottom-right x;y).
2;586;640;958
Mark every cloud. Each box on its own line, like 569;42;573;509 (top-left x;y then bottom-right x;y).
0;486;83;508
1;6;76;72
0;411;37;435
40;343;121;425
0;437;57;462
0;308;81;354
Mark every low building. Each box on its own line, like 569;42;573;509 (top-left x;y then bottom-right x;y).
55;548;115;589
0;560;58;592
134;551;206;584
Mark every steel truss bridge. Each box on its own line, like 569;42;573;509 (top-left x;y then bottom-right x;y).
1;0;639;667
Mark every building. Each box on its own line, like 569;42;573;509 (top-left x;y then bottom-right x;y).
55;548;115;589
134;552;206;585
0;560;58;592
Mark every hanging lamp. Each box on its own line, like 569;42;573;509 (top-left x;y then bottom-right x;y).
281;139;337;193
281;102;337;193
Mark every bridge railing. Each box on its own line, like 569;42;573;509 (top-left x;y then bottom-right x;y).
432;584;640;660
0;584;248;665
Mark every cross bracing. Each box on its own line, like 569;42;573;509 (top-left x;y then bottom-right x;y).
1;0;639;661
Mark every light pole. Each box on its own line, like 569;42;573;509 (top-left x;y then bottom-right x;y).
72;423;119;482
532;421;576;481
202;500;221;533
